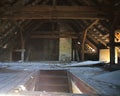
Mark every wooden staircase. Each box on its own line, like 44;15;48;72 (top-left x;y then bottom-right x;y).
35;70;70;93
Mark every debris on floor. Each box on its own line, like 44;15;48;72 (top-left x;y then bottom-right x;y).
58;61;104;67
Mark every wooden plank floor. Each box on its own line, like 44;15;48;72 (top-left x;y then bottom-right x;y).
0;63;120;96
0;69;33;93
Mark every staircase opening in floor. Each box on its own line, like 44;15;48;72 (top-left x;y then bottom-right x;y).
35;70;71;93
23;70;97;94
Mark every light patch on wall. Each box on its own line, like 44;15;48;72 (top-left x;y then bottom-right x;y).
77;41;81;45
71;81;82;94
115;30;120;42
3;44;8;49
99;48;118;63
59;38;72;62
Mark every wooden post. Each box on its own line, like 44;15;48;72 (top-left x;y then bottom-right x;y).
109;15;119;65
21;49;25;62
76;49;80;62
81;20;99;61
9;47;13;62
8;20;25;62
20;31;25;62
81;29;87;61
109;27;115;65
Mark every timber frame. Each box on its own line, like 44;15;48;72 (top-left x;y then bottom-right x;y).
0;0;120;64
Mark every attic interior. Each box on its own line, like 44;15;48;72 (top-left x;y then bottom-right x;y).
0;0;120;96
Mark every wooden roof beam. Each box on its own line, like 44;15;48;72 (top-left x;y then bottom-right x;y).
30;31;80;35
0;6;107;19
88;31;107;46
30;34;77;39
2;6;102;13
114;42;120;46
8;20;25;49
80;19;99;61
86;39;97;51
87;34;99;45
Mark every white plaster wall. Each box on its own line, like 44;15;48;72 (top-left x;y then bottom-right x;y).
99;48;118;63
59;38;72;62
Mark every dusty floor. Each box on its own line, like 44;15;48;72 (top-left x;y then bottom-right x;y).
0;61;120;96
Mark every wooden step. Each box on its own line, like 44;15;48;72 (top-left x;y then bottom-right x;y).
39;70;67;76
39;75;68;78
35;70;70;93
38;76;68;84
35;85;69;92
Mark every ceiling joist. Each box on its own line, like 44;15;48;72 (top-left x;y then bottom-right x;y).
0;6;107;19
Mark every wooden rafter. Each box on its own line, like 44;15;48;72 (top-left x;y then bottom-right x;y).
87;34;99;45
8;20;27;62
93;25;108;35
0;23;16;48
86;39;97;51
89;28;109;43
8;20;24;47
81;19;99;61
88;31;107;46
82;0;96;6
